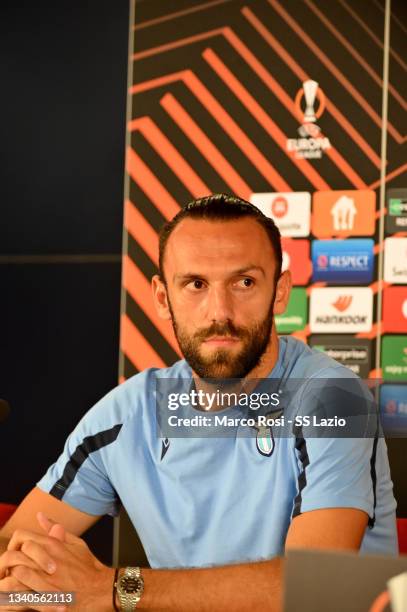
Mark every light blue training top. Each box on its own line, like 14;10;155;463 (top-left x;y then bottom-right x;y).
37;336;398;568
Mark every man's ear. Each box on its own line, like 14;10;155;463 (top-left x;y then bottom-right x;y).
273;270;292;315
152;274;172;320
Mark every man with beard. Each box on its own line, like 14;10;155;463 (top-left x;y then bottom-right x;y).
0;195;397;611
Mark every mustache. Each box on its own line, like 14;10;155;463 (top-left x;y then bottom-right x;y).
194;321;247;342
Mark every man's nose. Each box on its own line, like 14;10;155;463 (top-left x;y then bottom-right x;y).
206;286;234;322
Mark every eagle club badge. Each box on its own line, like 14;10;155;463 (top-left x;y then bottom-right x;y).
256;426;275;457
254;409;282;457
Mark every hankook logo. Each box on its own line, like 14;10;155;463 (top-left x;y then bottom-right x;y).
332;296;353;312
310;288;373;333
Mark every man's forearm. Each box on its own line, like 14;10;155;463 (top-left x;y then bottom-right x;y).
136;557;284;612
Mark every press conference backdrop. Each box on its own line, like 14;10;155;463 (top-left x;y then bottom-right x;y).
119;0;407;437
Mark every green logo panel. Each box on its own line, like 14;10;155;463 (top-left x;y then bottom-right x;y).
276;288;307;333
385;189;407;233
389;199;404;216
382;336;407;380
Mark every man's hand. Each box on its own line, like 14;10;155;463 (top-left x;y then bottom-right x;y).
0;514;62;581
0;513;114;612
0;515;66;611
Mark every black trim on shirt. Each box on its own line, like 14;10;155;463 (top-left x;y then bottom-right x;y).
292;436;310;518
368;436;378;529
49;424;123;500
291;434;379;526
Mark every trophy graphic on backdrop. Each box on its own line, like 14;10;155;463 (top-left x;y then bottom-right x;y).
289;78;330;158
302;79;319;123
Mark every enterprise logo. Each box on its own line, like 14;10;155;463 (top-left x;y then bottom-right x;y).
324;347;368;362
312;239;374;284
309;335;372;376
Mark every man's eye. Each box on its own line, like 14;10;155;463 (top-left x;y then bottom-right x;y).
188;279;204;290
238;278;254;288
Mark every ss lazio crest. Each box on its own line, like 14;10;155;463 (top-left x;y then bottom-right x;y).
256;426;275;457
254;409;283;457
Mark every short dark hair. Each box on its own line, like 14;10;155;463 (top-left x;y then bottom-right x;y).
158;193;282;283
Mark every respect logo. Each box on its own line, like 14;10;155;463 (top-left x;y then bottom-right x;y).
312;239;374;284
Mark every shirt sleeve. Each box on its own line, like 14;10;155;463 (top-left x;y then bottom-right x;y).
292;435;375;519
37;398;122;517
292;375;378;519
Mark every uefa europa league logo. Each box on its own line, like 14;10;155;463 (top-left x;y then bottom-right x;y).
288;77;331;157
294;78;326;137
294;79;326;126
302;79;319;123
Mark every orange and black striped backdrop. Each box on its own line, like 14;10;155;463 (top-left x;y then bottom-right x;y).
119;0;406;381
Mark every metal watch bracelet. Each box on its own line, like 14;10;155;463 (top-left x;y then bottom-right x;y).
116;566;144;611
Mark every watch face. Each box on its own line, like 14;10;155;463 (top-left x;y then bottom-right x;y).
120;576;142;594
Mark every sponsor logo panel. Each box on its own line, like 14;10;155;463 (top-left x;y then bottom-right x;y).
384;237;407;284
275;288;307;333
250;192;310;237
380;384;407;436
386;188;407;234
281;239;311;285
381;336;407;381
312;190;376;237
309;287;373;333
383;287;407;333
309;335;372;377
312;239;374;284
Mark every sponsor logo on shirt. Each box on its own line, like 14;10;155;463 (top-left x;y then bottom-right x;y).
312;190;376;237
312;239;374;284
310;287;373;333
250;192;311;237
384;237;407;284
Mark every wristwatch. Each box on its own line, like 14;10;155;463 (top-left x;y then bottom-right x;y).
116;567;144;611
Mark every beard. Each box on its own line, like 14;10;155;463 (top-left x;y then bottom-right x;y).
168;296;275;380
